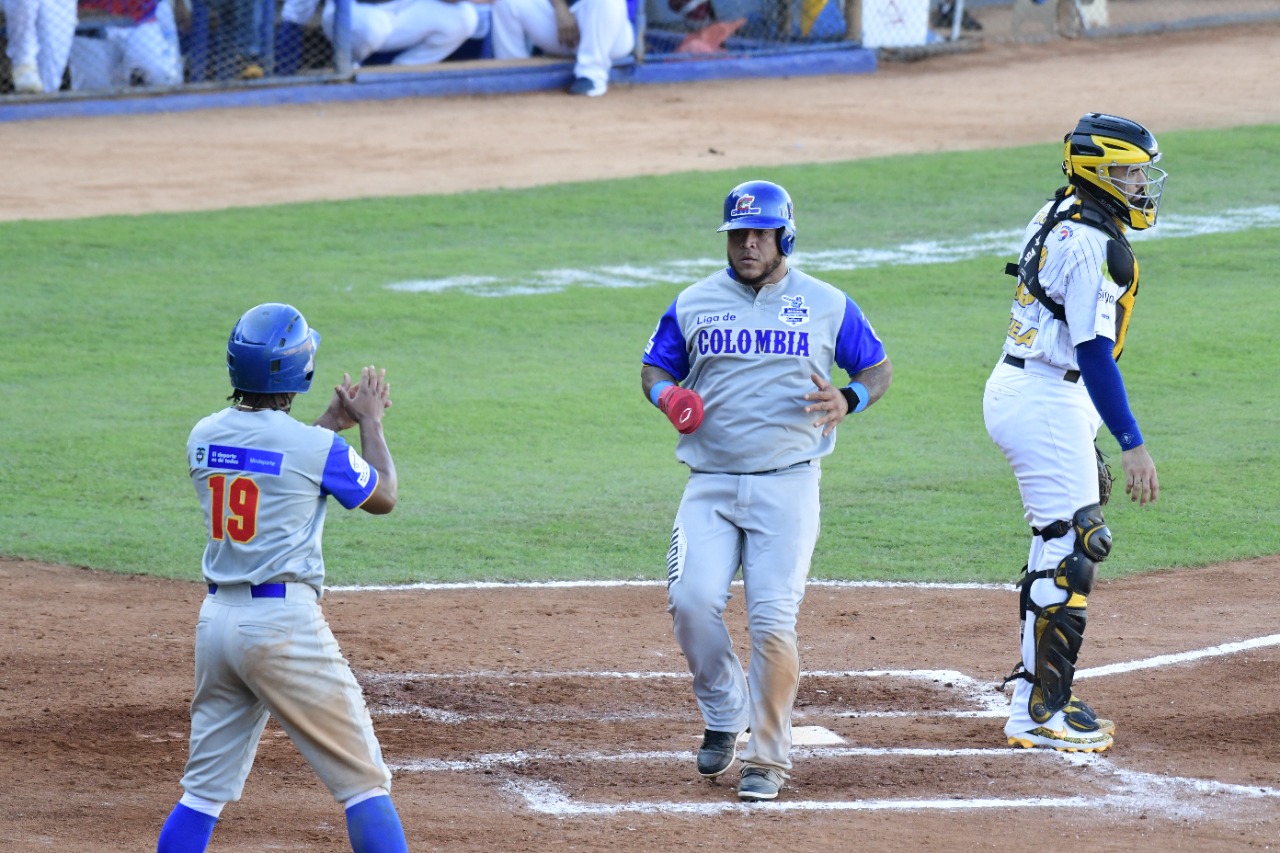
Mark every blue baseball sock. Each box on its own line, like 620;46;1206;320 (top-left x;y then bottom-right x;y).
157;802;218;853
345;795;409;853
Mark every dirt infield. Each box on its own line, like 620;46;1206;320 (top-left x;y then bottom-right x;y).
2;557;1279;851
2;23;1279;221
3;21;1280;853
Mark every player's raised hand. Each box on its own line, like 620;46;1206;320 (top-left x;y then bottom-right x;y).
803;372;848;436
344;366;393;425
313;372;358;431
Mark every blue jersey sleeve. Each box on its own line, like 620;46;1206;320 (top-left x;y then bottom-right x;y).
1076;335;1143;450
833;295;887;375
642;299;690;381
320;434;379;510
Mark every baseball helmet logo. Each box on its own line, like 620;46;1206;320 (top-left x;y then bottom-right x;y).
717;180;797;255
732;194;762;217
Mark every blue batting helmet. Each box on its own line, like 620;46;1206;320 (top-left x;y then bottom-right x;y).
226;303;320;394
716;180;796;255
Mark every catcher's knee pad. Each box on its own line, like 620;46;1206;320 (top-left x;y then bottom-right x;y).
1072;503;1112;565
1050;503;1112;598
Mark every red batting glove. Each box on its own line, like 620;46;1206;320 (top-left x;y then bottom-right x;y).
658;385;704;434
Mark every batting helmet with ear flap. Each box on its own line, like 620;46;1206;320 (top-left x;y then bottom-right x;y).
1063;113;1167;230
717;180;796;255
226;303;320;394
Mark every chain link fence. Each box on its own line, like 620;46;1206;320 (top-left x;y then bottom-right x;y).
3;0;1278;97
928;0;1280;42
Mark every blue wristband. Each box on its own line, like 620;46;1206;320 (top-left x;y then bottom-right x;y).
649;381;674;408
842;381;869;414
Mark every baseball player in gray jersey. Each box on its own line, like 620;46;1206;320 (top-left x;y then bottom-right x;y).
642;180;892;801
157;303;409;853
984;114;1166;753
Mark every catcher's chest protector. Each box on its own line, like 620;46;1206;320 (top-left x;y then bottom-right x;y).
1005;188;1140;359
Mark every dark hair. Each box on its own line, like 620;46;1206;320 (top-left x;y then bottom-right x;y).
228;390;295;412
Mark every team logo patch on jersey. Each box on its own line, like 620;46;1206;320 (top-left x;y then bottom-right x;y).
1056;224;1074;241
779;294;810;327
347;446;372;488
731;194;761;217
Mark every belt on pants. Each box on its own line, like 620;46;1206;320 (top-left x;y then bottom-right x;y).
693;459;814;476
207;582;287;598
1003;353;1080;384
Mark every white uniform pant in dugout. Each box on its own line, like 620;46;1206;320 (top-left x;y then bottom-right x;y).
69;1;183;90
490;0;634;88
2;0;76;91
320;0;481;65
983;357;1103;733
666;462;820;772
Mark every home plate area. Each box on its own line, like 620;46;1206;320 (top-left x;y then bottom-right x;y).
358;666;1277;818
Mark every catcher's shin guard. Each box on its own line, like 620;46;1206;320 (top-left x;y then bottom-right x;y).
1012;504;1113;725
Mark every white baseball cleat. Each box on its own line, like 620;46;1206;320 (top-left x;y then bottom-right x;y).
568;76;607;97
1007;725;1113;753
12;63;42;94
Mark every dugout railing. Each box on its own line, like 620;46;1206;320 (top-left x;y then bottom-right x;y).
2;0;1279;99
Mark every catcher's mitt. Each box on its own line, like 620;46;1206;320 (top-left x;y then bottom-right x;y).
1095;443;1114;506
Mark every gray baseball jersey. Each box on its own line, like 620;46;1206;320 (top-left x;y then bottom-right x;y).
643;267;887;474
188;408;376;593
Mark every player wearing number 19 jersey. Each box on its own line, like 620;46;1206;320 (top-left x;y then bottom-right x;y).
189;408;375;591
158;303;409;853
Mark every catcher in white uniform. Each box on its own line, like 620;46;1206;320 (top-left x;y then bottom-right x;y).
642;180;892;801
984;113;1166;753
157;303;409;852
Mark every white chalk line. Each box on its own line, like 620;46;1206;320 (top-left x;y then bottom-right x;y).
1077;634;1280;679
384;206;1280;297
376;637;1280;818
328;578;1011;592
504;778;1099;815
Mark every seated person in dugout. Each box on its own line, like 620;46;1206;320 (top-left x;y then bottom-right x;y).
69;0;183;90
490;0;634;97
276;0;488;72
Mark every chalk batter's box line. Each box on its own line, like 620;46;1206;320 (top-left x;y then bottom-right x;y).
373;636;1280;816
395;749;1280;818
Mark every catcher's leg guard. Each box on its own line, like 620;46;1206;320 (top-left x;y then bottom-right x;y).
1014;504;1112;726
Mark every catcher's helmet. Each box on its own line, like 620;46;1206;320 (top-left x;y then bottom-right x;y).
1062;113;1167;230
717;180;796;255
226;303;320;394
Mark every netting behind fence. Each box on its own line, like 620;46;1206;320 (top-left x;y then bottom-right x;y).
2;0;1278;97
933;0;1280;42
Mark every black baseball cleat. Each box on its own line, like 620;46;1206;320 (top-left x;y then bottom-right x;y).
737;765;786;801
696;729;741;778
933;1;982;31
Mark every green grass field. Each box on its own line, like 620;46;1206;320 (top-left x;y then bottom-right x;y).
3;125;1277;585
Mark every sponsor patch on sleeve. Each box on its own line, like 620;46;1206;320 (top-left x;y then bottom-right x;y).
347;445;372;488
202;444;283;476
